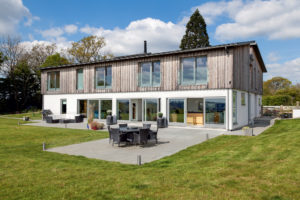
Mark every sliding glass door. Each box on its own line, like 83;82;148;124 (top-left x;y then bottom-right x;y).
187;98;203;125
117;100;129;120
78;100;87;117
144;99;158;121
205;98;226;125
169;99;185;123
100;100;112;119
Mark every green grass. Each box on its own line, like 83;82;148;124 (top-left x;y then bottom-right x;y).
1;111;42;120
0;117;300;200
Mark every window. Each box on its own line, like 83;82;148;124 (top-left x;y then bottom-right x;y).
100;100;112;119
76;68;83;90
241;93;246;106
139;61;160;87
180;56;207;85
169;99;185;123
117;100;129;120
61;99;67;114
233;91;237;124
47;71;60;90
205;98;226;125
95;66;112;88
144;99;158;121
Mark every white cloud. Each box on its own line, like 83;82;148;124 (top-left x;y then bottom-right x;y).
265;57;300;83
80;18;185;55
193;0;300;41
194;0;243;25
0;0;38;35
40;27;64;38
267;52;280;63
64;24;78;34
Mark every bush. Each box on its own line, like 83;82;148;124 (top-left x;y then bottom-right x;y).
262;95;292;106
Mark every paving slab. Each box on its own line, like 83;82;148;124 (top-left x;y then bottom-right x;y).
47;127;223;164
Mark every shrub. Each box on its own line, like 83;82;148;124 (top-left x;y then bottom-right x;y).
262;95;292;106
158;112;163;118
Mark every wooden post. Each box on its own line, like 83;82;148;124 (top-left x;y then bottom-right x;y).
206;134;209;141
137;155;142;165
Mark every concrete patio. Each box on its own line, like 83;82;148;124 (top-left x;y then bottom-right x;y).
24;117;274;165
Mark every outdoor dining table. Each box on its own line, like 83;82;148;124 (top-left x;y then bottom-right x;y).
120;127;141;145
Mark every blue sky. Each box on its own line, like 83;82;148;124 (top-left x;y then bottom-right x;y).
1;0;300;83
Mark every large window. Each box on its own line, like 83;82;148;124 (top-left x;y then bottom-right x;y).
241;93;246;106
139;61;160;87
100;100;112;119
187;98;204;125
95;66;112;88
117;100;129;120
233;91;237;124
169;99;185;123
47;71;60;90
76;68;83;90
205;98;226;125
180;56;207;85
144;99;158;121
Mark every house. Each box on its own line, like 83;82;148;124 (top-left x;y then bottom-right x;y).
40;41;267;130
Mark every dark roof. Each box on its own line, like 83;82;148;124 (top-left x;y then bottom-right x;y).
41;40;266;72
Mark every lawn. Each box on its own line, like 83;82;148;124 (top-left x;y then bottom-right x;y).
0;117;299;200
1;111;42;120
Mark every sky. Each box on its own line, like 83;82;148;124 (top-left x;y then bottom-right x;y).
1;0;300;84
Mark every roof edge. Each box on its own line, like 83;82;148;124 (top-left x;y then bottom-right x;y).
41;40;257;70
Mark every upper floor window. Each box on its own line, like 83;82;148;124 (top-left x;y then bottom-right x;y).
139;61;160;87
180;56;207;85
95;66;112;88
76;68;83;90
47;71;60;90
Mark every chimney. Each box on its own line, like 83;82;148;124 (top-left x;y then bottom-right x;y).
144;40;147;54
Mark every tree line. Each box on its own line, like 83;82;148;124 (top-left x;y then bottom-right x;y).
0;35;112;114
263;77;300;106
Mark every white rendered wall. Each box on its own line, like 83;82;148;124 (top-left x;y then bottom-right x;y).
43;89;245;130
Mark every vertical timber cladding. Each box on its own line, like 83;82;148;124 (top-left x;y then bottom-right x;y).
250;46;263;95
42;47;240;94
233;45;250;92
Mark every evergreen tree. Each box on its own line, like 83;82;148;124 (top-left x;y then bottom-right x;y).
180;9;210;50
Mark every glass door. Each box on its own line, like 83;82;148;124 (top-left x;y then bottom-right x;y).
144;99;158;121
169;99;185;123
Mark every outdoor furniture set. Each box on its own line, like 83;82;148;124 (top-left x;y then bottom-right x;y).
107;123;158;146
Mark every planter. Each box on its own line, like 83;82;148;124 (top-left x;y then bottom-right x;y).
157;117;168;128
23;116;30;121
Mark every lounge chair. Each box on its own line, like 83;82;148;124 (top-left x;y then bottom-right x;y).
45;116;59;123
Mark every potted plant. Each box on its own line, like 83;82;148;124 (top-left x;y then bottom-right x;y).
158;112;163;118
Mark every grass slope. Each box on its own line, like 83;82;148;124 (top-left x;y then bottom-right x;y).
0;118;299;200
1;111;42;120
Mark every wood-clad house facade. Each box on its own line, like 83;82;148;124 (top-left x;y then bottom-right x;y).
41;41;266;130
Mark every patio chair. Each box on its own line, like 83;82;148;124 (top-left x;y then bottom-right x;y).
119;123;128;131
138;128;149;145
111;128;127;147
75;115;84;123
142;123;151;129
45;116;59;123
149;125;158;144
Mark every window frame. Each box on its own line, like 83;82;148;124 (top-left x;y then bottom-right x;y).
180;56;208;85
95;66;112;89
76;68;84;90
47;71;60;91
139;61;161;87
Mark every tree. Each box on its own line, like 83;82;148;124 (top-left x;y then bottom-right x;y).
41;53;69;67
263;77;292;95
68;35;112;63
180;9;210;50
0;51;5;65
